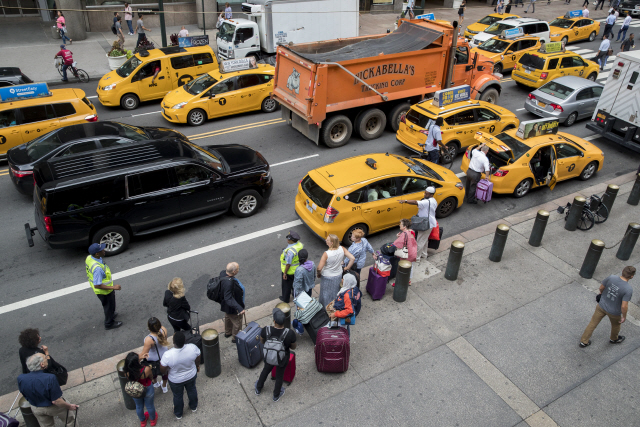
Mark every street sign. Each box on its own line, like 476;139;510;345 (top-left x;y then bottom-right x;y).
178;35;210;47
416;13;435;20
516;118;559;140
544;42;563;53
0;83;50;103
219;57;258;73
432;85;471;108
501;27;524;39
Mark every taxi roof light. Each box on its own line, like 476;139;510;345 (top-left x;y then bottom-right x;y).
365;158;377;169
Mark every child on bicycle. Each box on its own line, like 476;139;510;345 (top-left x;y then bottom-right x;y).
55;45;76;82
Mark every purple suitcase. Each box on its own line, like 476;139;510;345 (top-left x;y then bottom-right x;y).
366;266;387;300
475;179;493;203
315;327;350;373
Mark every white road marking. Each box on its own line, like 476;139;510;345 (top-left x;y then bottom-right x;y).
571;49;594;55
131;111;161;117
86;95;98;99
0;219;303;315
456;172;466;178
271;154;319;167
517;108;525;111
598;71;610;79
583;135;599;141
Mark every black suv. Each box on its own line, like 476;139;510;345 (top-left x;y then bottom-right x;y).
0;67;32;87
8;121;189;195
26;140;272;255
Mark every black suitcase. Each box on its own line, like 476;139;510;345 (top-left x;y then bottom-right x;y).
183;310;202;352
304;308;330;344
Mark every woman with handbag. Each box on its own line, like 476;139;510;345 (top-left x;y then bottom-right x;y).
18;328;69;387
398;186;438;263
317;234;355;307
330;273;360;336
163;277;192;334
390;219;417;286
140;317;170;394
124;352;158;426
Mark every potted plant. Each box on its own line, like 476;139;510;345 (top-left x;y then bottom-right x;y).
134;35;155;55
170;33;179;46
107;41;127;70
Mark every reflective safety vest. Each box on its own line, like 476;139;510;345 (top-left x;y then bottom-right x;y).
280;241;303;275
85;255;113;295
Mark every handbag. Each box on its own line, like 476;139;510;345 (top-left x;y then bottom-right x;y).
411;215;430;231
394;232;409;259
428;226;444;250
124;380;146;398
142;337;162;378
428;223;440;240
45;356;68;386
339;313;356;325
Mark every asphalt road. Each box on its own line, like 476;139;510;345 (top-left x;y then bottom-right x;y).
1;33;640;394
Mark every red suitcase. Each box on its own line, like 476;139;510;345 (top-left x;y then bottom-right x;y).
271;351;296;385
366;266;388;300
315;327;350;373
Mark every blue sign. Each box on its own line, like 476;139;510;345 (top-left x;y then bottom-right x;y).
567;10;582;18
178;35;209;48
433;85;471;108
416;13;435;20
502;27;524;39
0;83;50;103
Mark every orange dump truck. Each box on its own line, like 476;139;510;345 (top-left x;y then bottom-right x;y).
273;19;502;148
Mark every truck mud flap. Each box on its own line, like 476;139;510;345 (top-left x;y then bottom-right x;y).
282;105;320;145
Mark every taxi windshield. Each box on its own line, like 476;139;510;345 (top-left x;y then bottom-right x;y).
116;56;142;78
218;22;236;42
485;23;515;35
478;15;501;25
394;156;443;181
185;74;218;95
519;53;545;70
492;132;531;161
478;39;511;53
550;18;574;29
538;81;574;100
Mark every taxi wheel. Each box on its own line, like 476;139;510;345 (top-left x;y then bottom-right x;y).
561;36;569;45
356;108;387;141
436;197;457;219
231;189;263;218
579;161;598;181
587;72;597;81
387;102;411;131
187;109;207;126
589;31;596;42
322;115;352;148
513;179;532;198
120;94;139;110
479;88;499;104
493;63;503;75
92;225;130;257
261;97;278;113
343;224;368;246
564;112;578;127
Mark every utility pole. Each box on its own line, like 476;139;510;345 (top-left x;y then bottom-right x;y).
159;0;167;47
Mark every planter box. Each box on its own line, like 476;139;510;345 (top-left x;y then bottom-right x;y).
107;54;127;70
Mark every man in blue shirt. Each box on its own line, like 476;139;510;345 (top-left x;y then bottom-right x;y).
603;11;616;39
18;353;79;426
86;243;123;330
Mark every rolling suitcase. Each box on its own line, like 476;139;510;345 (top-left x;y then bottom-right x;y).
304;307;330;344
236;315;263;368
271;351;296;385
366;266;387;300
315;327;350;373
183;310;202;352
475;179;493;203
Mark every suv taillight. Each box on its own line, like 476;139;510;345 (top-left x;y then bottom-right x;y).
323;205;339;223
11;167;33;178
44;216;54;234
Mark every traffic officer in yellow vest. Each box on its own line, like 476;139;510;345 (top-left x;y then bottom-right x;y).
279;231;303;303
86;243;123;330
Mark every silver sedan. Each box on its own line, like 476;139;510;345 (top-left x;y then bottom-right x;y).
523;76;603;127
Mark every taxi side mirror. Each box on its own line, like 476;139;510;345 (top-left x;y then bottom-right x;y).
209;93;215;98
507;50;514;54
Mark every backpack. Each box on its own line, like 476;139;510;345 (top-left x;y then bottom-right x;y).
206;277;223;303
263;327;288;367
111;24;117;35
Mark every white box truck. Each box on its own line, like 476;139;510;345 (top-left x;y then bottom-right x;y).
216;0;359;61
586;50;640;153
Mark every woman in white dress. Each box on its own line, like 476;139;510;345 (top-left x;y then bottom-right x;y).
317;234;355;307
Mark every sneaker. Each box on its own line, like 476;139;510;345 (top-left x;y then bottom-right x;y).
153;381;161;388
192;407;197;413
579;340;591;348
161;384;168;393
610;335;626;344
175;415;182;420
273;387;285;402
141;412;149;427
254;380;261;395
150;413;158;427
61;79;68;82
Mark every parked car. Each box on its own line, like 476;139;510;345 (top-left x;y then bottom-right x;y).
0;67;33;88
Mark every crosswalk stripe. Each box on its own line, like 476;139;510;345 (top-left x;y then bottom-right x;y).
571;49;594;55
598;71;610;79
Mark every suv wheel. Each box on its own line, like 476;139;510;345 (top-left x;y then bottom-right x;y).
92;225;130;256
231;189;263;218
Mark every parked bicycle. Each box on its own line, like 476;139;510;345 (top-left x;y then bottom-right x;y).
55;57;89;83
557;194;609;231
413;142;454;169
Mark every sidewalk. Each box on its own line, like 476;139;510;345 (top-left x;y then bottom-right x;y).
3;172;639;426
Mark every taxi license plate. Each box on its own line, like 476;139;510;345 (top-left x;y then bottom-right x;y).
162;107;166;116
525;69;531;74
537;101;546;108
306;200;315;213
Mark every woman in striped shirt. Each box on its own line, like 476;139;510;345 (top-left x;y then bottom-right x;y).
344;229;375;277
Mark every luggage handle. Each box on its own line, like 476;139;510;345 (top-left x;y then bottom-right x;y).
189;310;199;333
7;391;20;418
242;312;248;328
64;398;78;427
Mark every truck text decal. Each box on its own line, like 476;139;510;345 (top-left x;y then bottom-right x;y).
353;63;415;84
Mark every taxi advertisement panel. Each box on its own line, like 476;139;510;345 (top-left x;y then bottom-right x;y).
516;118;559;139
433;85;471;108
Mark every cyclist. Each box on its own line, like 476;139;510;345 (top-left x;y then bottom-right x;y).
54;45;76;82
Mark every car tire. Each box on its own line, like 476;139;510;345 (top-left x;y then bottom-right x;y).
561;36;568;45
589;31;596;42
479;88;499;104
187;109;207;126
579;161;598;181
322;115;353;148
387;102;411;132
231;189;263;218
587;72;598;81
493;62;503;75
436;197;457;219
355;108;387;141
564;112;578;126
513;178;532;198
342;223;369;246
92;225;130;256
120;93;139;110
261;97;278;113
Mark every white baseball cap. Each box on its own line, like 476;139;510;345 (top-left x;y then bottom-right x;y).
426;186;436;194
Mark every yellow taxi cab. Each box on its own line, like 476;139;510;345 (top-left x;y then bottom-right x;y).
96;46;218;110
464;13;520;39
0;83;97;159
512;44;599;88
161;58;276;126
295;153;465;245
549;11;600;44
460;118;603;198
396;85;519;159
471;34;540;75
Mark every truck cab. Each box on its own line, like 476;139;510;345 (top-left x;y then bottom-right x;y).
217;18;261;61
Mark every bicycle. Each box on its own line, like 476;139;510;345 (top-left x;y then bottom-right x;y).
55;57;89;83
413;142;454;169
556;194;609;231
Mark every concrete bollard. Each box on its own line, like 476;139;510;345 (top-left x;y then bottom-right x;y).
601;184;619;215
627;173;640;206
393;260;412;302
489;224;510;262
565;196;587;231
528;210;550;247
275;302;291;329
116;359;137;410
579;239;605;279
202;329;221;378
19;397;40;427
445;240;465;281
616;223;640;261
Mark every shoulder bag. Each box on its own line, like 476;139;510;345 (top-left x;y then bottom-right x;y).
45;356;68;387
124;368;147;398
394;232;409;259
411;199;433;231
142;336;162;378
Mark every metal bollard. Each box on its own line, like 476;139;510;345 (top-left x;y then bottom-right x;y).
628;173;640;206
579;239;605;279
489;224;510;262
116;359;137;410
202;328;221;378
393;260;412;302
616;223;640;261
19;397;40;427
601;184;619;215
565;196;587;231
528;210;550;247
275;302;291;329
445;240;465;281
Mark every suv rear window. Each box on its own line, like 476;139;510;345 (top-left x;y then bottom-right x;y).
519;53;545;70
406;108;434;129
301;175;333;209
48;178;126;214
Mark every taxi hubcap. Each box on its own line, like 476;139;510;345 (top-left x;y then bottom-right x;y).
583;164;596;178
516;181;531;196
238;195;257;213
330;124;347;141
124;97;136;108
100;232;124;252
264;99;276;111
190;111;204;124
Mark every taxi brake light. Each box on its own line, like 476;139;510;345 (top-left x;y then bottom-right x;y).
324;205;339;223
494;169;509;177
85;114;98;122
44;216;54;234
550;103;563;112
465;150;470;159
528;93;536;100
540;72;548;79
514;64;518;70
11;168;33;178
400;114;406;124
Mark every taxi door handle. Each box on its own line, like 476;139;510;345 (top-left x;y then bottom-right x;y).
363;209;372;213
158;76;165;80
11;130;19;134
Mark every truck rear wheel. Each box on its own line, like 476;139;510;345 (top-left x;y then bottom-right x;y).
322;115;352;148
355;108;387;141
387;102;411;132
479;88;499;104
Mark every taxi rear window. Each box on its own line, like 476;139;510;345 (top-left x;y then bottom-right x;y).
406;108;435;129
492;132;530;161
301;175;333;209
519;53;545;70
